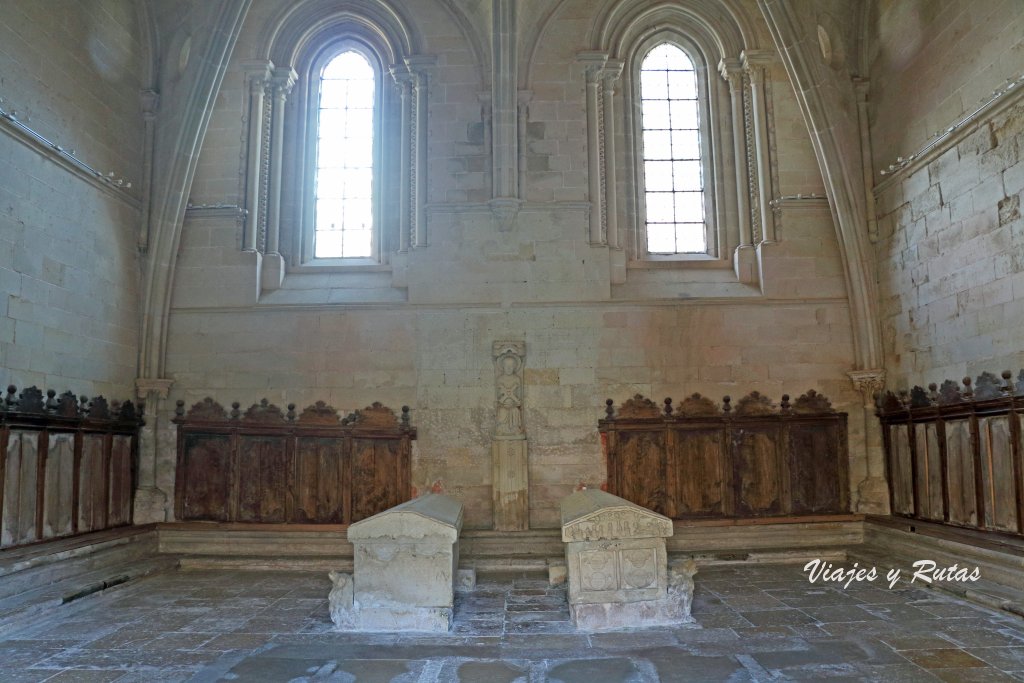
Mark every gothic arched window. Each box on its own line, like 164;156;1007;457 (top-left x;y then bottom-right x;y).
313;50;377;259
639;44;705;255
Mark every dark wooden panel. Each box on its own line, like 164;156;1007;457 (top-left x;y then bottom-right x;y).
979;416;1018;532
788;422;843;514
944;419;977;527
615;430;669;516
913;423;944;521
889;424;914;516
78;435;107;533
107;435;133;528
294;437;345;523
732;427;784;516
673;428;725;516
179;434;232;522
43;433;75;538
237;436;290;523
2;432;38;547
351;438;403;522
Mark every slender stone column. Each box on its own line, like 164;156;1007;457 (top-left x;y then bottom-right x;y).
406;56;435;248
742;50;775;243
261;67;297;291
266;67;296;256
849;369;891;514
853;78;879;244
579;52;608;245
601;61;623;250
517;90;531;205
491;0;518;200
492;341;528;531
134;377;174;523
138;90;159;251
719;59;751;249
240;60;273;251
389;65;414;253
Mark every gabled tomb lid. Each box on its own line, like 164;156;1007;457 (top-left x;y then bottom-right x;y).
560;489;672;542
347;493;463;543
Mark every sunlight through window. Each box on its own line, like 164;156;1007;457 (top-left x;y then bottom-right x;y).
641;44;705;254
314;51;375;258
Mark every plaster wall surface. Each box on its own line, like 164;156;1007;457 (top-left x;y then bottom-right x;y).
870;1;1024;387
0;0;143;396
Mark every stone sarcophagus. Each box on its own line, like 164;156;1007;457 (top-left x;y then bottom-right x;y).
561;489;696;630
329;493;463;632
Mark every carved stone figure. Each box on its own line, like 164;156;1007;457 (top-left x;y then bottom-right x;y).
493;342;525;437
667;559;698;618
327;570;354;629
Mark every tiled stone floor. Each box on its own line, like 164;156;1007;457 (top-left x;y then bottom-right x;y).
1;564;1023;681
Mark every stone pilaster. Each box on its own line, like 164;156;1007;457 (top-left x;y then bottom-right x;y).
492;341;528;531
134;377;174;523
849;369;890;514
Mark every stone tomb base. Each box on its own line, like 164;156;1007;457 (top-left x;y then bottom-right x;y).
329;493;463;632
561;489;697;631
568;556;698;630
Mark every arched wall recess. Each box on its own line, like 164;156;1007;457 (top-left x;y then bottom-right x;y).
529;0;773;283
245;0;444;278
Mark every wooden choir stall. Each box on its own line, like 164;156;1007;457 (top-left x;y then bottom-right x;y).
173;398;415;525
600;390;849;520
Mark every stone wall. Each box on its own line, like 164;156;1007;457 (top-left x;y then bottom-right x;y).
869;1;1024;386
0;0;143;396
161;0;865;527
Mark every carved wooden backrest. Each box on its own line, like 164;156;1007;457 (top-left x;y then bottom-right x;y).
173;398;415;525
600;390;847;520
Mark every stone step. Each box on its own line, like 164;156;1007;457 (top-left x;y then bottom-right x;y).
0;527;175;638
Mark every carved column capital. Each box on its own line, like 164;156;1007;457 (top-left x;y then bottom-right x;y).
405;55;437;87
741;49;774;76
241;59;274;90
135;377;174;400
718;57;743;85
270;66;297;99
848;369;886;402
852;76;870;101
578;51;609;83
601;59;624;84
140;89;160;119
